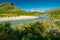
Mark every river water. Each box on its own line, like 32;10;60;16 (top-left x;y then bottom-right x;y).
0;14;49;27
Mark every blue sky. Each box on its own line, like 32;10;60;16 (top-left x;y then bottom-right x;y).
0;0;60;11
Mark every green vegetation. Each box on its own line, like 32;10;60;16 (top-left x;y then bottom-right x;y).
0;20;60;40
45;8;60;19
0;2;43;17
0;2;60;40
0;2;60;18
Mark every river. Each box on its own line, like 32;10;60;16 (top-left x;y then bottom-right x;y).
0;14;49;27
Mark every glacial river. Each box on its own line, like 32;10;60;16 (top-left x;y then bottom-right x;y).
0;14;49;27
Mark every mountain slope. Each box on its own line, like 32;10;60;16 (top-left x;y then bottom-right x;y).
0;2;45;17
45;8;60;19
0;2;27;17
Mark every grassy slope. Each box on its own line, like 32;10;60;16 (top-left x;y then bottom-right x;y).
45;8;60;19
0;2;43;17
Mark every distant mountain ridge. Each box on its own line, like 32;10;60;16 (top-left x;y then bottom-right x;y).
0;2;13;6
29;9;45;12
0;2;15;10
0;2;60;17
0;2;27;17
0;2;43;16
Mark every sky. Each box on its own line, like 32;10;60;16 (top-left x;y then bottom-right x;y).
0;0;60;11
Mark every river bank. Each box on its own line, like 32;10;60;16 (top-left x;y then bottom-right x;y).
0;16;38;21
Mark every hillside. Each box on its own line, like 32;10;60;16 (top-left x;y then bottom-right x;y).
45;8;60;19
0;2;60;17
0;2;42;17
0;2;28;17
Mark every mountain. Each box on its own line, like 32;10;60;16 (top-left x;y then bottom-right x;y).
0;2;14;10
45;8;60;18
0;2;27;17
0;2;43;17
29;9;45;12
0;2;42;16
0;2;24;11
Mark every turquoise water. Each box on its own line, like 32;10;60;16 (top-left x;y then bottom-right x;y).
0;14;49;27
10;17;48;27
